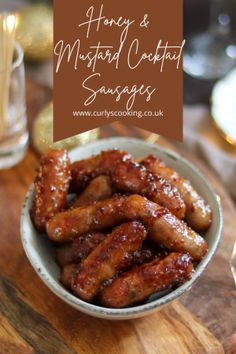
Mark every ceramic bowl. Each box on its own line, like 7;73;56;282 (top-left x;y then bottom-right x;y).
20;137;223;320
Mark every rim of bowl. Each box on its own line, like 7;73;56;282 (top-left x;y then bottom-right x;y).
20;137;223;319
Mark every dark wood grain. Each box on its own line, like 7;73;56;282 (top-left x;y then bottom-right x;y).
0;274;76;354
0;272;224;354
0;315;34;354
0;80;234;353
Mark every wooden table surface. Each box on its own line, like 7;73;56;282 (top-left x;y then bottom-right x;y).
0;81;235;353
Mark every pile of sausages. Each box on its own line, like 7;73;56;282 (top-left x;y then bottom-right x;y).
30;148;212;308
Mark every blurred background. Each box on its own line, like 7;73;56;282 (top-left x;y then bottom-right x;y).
0;0;236;199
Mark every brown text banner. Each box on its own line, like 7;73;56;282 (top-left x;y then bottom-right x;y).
54;0;183;141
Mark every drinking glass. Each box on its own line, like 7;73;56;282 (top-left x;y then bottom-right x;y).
184;0;236;80
0;42;28;169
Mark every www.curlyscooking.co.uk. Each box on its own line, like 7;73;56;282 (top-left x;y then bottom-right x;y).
72;109;164;119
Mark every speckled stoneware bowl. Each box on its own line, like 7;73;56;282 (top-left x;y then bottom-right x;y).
20;138;223;320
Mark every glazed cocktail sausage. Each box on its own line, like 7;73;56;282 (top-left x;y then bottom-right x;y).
56;241;159;268
141;155;212;231
71;176;113;208
126;195;207;261
72;222;147;301
99;253;193;308
47;195;126;242
55;232;106;267
47;195;207;260
70;150;185;218
71;232;107;263
30;149;71;231
70;150;131;191
111;161;186;219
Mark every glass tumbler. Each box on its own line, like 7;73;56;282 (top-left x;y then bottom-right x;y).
0;42;28;169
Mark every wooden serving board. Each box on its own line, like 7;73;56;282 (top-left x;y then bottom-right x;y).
0;81;235;353
0;279;223;354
